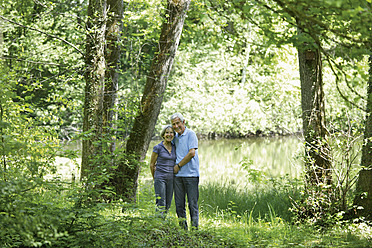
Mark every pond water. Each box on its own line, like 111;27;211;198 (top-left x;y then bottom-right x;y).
57;136;304;185
147;135;304;188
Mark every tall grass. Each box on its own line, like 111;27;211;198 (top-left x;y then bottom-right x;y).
199;176;301;222
133;177;371;247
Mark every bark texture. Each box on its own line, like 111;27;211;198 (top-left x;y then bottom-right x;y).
297;34;331;186
353;55;372;219
81;0;123;179
117;0;191;201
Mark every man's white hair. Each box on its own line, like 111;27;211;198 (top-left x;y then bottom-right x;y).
170;113;184;122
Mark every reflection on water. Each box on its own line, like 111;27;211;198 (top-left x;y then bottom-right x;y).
148;136;304;187
61;135;362;187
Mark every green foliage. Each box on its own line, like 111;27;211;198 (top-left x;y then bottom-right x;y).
1;134;370;248
0;83;66;246
1;0;371;246
198;177;370;247
240;156;268;183
157;43;302;136
200;176;301;222
324;57;368;132
122;0;368;138
2;0;368;140
290;184;340;227
116;0;166;136
108;215;247;247
1;0;86;140
291;123;363;226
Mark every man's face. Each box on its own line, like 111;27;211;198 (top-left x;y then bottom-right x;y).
171;117;185;135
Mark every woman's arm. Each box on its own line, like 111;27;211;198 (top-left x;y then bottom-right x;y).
150;152;158;179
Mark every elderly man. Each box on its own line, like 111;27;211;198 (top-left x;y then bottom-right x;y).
171;113;200;230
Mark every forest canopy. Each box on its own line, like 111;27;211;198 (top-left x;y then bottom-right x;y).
0;0;368;138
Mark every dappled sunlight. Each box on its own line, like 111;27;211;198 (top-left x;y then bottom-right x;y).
53;157;81;182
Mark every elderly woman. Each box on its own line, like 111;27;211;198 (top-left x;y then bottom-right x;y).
149;125;176;216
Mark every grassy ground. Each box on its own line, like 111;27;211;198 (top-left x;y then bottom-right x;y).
49;146;369;246
7;156;369;247
109;177;371;248
3;175;370;247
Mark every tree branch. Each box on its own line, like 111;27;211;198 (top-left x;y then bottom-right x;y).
270;0;367;45
0;56;62;66
252;0;367;111
0;15;84;56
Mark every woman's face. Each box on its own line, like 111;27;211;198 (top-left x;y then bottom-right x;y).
163;127;174;142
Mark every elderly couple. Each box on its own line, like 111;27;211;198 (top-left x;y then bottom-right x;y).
149;113;199;230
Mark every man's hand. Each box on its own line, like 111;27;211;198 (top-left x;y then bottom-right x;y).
174;164;180;174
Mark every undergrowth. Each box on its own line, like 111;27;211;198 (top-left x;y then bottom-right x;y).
1;174;371;247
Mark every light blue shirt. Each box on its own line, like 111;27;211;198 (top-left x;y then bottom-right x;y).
173;127;199;177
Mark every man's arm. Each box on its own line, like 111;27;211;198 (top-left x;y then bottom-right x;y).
174;148;195;173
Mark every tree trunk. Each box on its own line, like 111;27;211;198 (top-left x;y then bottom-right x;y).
81;0;123;180
297;29;332;186
116;0;191;201
353;55;372;219
0;19;3;57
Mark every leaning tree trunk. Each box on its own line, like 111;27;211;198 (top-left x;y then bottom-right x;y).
353;55;372;219
81;0;123;181
116;0;191;201
297;31;332;186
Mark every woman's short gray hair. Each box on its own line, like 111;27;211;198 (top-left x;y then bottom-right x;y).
170;113;184;122
160;125;175;139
